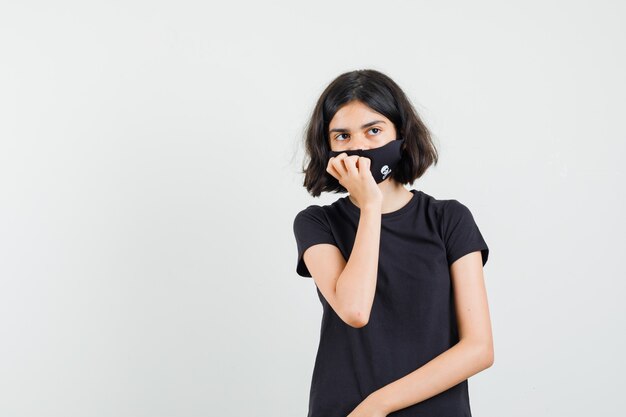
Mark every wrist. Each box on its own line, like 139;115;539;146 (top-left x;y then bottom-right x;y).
360;203;382;214
366;389;392;415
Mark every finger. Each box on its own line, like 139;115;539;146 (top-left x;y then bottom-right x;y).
357;157;372;176
330;153;349;178
342;155;360;177
326;161;341;180
327;156;345;180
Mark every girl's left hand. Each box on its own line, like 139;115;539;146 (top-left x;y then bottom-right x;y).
346;395;388;417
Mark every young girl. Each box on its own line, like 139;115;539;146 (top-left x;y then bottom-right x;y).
292;69;493;417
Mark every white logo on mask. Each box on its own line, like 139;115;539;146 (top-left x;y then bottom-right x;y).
381;165;391;179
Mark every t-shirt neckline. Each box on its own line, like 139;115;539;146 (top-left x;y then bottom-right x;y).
344;189;420;219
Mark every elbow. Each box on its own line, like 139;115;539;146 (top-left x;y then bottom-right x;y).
334;283;371;328
478;343;495;369
336;303;370;328
345;309;370;328
461;339;494;370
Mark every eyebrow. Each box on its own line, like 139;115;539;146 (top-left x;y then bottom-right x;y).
329;120;387;133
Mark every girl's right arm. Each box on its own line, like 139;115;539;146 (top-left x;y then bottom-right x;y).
302;155;382;328
303;204;381;328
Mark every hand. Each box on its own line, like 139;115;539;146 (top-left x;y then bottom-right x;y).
327;153;382;210
346;394;388;417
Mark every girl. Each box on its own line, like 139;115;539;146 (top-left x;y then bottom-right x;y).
293;69;493;417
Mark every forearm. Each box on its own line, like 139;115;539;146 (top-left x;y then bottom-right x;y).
335;206;381;325
367;340;493;415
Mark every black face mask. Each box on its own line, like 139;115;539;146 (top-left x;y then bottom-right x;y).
328;138;404;183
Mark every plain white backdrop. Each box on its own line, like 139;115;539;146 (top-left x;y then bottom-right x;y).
1;1;624;416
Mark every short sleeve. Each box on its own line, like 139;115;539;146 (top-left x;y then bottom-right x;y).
442;199;489;267
292;205;338;277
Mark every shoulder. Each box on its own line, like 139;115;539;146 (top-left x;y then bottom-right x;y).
422;190;468;210
293;203;334;236
416;191;477;232
440;198;473;220
293;195;349;224
415;190;467;216
294;203;329;222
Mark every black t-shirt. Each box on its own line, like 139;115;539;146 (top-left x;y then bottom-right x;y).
292;188;489;417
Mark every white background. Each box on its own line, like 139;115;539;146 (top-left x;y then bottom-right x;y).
1;1;624;416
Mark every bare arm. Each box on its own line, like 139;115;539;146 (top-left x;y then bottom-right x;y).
303;203;381;328
302;154;383;328
335;204;381;327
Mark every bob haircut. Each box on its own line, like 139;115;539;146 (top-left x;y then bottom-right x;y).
300;69;439;197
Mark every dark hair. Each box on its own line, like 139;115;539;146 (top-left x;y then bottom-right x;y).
299;69;439;197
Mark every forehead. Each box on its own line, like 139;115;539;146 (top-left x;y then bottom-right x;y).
329;101;388;127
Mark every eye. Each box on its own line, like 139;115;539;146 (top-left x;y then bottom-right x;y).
335;133;349;141
369;127;381;134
